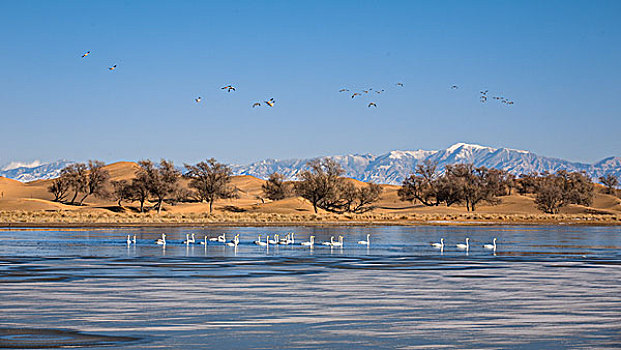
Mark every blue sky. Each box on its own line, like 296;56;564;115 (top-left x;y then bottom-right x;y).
1;0;619;166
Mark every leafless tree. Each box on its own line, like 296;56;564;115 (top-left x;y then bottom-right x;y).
398;160;442;206
534;171;594;214
136;159;180;213
61;163;88;204
262;172;292;201
184;158;237;213
78;160;110;205
294;158;344;213
447;164;501;211
599;174;619;195
48;177;70;202
128;178;150;213
111;180;131;207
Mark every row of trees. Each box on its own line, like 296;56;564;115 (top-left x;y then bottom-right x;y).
261;159;383;213
49;159;237;213
397;161;513;211
48;157;618;215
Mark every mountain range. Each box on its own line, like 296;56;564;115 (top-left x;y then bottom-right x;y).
1;143;619;185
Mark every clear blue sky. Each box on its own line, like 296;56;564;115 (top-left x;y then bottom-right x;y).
1;0;619;166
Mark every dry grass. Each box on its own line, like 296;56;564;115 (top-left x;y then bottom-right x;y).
1;210;619;227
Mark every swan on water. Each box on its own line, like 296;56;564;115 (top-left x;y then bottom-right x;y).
456;237;470;250
226;234;239;247
132;235;136;244
155;234;167;245
254;235;267;246
483;238;497;251
431;238;444;249
357;234;370;245
301;236;315;246
198;236;208;245
331;236;344;247
268;234;279;245
126;235;132;245
183;233;196;244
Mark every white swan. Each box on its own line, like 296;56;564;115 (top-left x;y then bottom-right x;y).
198;236;208;245
322;236;335;246
357;234;370;245
268;234;279;245
226;234;239;247
431;238;444;249
331;236;344;247
126;235;132;245
254;235;267;246
483;238;497;251
183;233;196;244
301;236;315;247
456;237;470;250
132;235;136;244
155;234;166;245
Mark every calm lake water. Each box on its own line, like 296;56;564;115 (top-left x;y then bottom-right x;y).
0;225;620;349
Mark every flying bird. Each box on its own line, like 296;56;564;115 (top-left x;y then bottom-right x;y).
368;102;377;108
252;102;261;108
376;89;385;94
480;90;488;95
195;97;202;103
108;65;117;71
221;85;236;92
264;98;275;107
81;51;90;58
451;85;458;89
351;92;361;99
362;90;369;94
396;82;404;87
338;88;349;92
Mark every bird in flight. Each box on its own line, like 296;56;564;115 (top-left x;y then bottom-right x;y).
451;85;458;89
338;88;349;92
221;85;236;92
195;97;202;103
81;51;90;58
376;89;385;94
108;65;117;71
396;82;404;87
368;102;377;108
252;102;261;108
480;90;488;95
362;90;369;94
264;98;275;107
351;92;361;99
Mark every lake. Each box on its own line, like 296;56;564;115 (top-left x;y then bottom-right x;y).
0;225;620;349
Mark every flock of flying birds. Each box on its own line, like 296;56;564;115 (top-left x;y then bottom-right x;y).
81;50;515;109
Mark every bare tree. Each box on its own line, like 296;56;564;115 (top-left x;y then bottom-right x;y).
294;158;344;213
78;160;110;205
447;164;500;211
61;163;88;204
128;178;150;213
47;177;70;202
398;160;442;206
599;174;619;195
262;172;292;201
111;180;131;207
351;183;383;213
184;158;237;213
534;176;564;214
136;159;180;213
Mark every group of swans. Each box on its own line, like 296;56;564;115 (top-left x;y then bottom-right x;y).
432;237;497;251
126;235;137;245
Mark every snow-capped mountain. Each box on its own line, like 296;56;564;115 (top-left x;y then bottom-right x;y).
0;160;74;182
1;143;619;184
231;143;621;185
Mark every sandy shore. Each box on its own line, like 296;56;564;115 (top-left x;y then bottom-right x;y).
1;211;619;228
